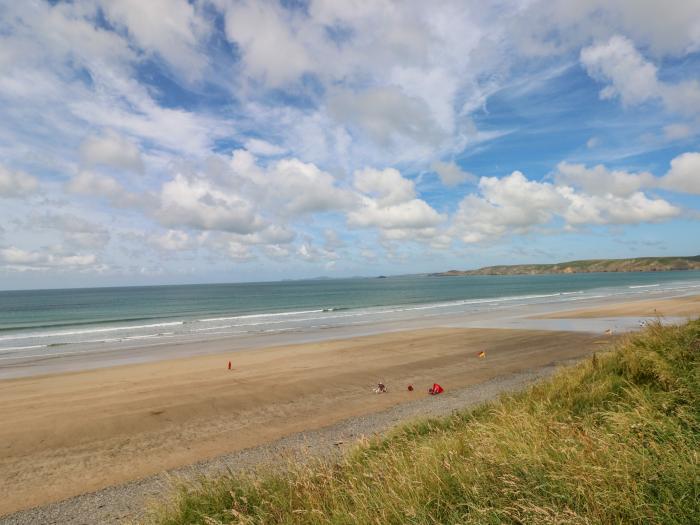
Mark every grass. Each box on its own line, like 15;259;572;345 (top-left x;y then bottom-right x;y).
146;320;700;524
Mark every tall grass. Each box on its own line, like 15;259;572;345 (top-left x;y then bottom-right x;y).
147;320;699;524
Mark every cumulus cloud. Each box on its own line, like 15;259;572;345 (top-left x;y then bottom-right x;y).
660;152;700;194
554;162;655;196
580;35;661;106
560;188;679;226
349;168;445;236
157;173;265;234
452;170;679;243
0;164;39;197
151;150;351;259
230;151;357;216
353;168;416;207
79;130;143;173
580;35;700;114
431;161;477;186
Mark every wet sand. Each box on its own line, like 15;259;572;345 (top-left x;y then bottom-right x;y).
533;294;700;319
0;327;603;517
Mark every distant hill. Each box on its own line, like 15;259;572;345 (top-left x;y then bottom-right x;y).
431;255;700;276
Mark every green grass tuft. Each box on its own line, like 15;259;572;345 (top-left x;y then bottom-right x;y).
145;320;700;524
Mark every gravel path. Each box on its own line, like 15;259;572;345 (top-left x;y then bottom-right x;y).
0;360;576;525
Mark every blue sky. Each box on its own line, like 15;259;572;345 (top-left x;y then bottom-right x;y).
0;0;699;289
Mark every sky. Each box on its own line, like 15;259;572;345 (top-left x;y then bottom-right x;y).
0;0;699;289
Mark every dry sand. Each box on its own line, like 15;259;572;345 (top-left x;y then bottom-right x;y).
533;294;700;319
0;327;603;517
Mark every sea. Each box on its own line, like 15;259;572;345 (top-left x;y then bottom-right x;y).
1;271;700;363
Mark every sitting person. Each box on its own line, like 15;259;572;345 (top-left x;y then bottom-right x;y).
374;382;387;393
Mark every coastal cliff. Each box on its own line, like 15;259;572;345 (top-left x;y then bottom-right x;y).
431;255;700;276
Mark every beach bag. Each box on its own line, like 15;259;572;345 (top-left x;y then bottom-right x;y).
430;383;444;395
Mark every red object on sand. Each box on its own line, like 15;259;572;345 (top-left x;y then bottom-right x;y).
228;361;232;370
408;385;414;391
429;383;444;395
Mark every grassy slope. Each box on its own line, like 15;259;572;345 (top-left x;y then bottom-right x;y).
148;321;699;525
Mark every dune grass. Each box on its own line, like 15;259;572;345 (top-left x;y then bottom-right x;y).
146;320;699;524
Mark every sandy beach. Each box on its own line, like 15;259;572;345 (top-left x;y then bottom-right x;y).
533;294;700;319
0;327;604;518
1;292;698;522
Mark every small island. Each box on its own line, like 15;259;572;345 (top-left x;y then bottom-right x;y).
431;255;700;276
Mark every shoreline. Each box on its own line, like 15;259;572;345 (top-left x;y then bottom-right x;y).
2;289;699;380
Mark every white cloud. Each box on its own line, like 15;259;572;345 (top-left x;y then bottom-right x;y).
263;158;354;215
98;0;209;80
225;241;255;262
580;35;660;106
353;168;416;207
452;170;679;243
28;213;111;249
222;1;312;87
452;172;565;242
243;138;287;156
66;170;151;208
554;162;654;196
660;152;700;194
151;230;193;251
560;188;679;226
0;246;98;271
349;167;445;232
349;198;445;230
431;161;477;186
157;173;265;234
513;0;700;58
228;150;356;216
580;35;700;114
262;244;291;260
0;164;39;197
80;130;143;173
328;86;445;148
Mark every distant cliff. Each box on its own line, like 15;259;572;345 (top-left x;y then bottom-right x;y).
431;256;700;276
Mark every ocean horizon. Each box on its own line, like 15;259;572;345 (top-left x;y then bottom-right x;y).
2;270;700;361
